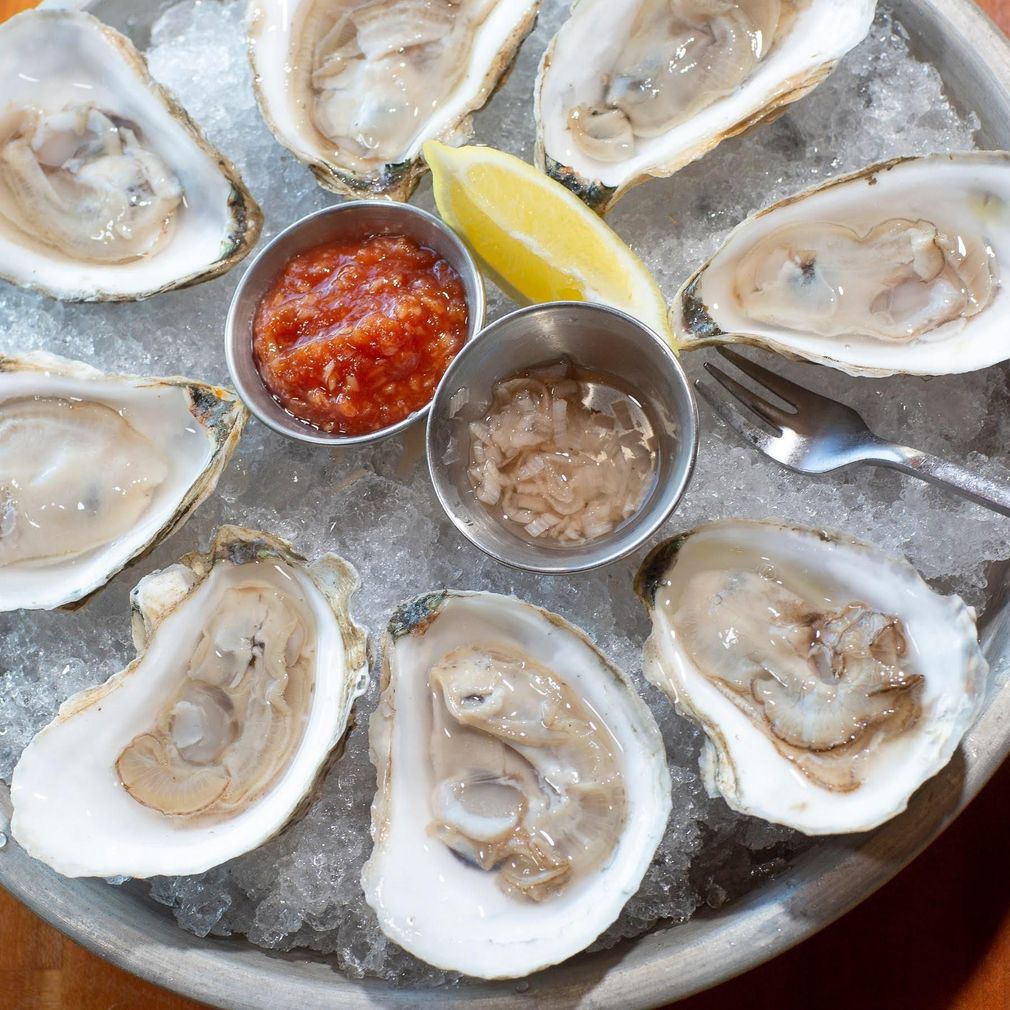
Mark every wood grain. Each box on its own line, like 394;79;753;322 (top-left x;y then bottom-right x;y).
2;2;1010;1009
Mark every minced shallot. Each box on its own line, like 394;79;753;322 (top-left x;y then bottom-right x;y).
467;363;656;544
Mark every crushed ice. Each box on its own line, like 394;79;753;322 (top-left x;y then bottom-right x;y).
0;0;1002;985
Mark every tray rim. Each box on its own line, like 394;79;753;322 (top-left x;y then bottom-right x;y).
3;1;1010;1007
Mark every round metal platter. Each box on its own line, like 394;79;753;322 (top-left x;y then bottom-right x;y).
2;1;1010;1007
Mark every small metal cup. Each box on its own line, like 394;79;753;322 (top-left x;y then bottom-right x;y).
225;201;486;446
427;302;699;574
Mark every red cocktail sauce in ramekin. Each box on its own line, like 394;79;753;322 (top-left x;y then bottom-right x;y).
253;233;469;437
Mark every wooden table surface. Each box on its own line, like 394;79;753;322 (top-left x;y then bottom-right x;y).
3;1;1010;1008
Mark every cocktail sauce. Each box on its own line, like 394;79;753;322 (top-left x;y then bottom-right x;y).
253;234;468;437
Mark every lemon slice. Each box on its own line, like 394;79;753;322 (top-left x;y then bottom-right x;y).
423;141;673;341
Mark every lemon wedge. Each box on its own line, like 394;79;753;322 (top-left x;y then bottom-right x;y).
423;141;673;341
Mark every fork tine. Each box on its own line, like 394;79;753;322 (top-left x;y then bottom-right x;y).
715;346;820;410
703;362;788;430
695;380;779;453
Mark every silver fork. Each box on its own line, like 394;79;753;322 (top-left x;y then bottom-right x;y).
696;347;1010;518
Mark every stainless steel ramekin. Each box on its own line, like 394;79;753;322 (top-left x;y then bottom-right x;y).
427;301;699;574
225;201;485;446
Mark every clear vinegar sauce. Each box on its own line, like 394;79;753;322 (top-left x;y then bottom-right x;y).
466;357;660;546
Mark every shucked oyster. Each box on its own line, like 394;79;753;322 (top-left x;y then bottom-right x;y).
0;10;261;301
11;526;368;878
363;590;671;978
535;0;875;212
671;153;1010;375
0;106;181;265
635;520;987;834
0;352;245;612
248;0;540;200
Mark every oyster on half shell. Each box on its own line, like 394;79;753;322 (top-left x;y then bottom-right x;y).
535;0;875;213
0;10;262;301
635;520;987;834
671;152;1010;375
362;590;671;979
10;526;368;879
0;352;245;612
248;0;541;200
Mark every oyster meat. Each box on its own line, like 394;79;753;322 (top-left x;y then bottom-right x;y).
636;520;987;834
0;10;261;300
672;153;1010;375
248;0;541;200
362;590;671;978
535;0;875;212
0;352;245;612
10;526;368;879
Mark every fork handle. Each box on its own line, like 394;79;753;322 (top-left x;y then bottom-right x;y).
872;444;1010;518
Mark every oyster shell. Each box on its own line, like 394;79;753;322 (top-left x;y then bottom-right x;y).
248;0;540;200
0;352;245;612
635;520;987;834
535;0;875;213
10;526;368;879
362;590;671;979
671;152;1010;375
0;10;262;301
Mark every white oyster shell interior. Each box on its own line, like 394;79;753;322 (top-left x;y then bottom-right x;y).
0;352;244;612
248;0;540;197
0;10;260;300
536;0;875;206
641;520;987;834
10;531;368;879
674;153;1010;375
362;591;671;979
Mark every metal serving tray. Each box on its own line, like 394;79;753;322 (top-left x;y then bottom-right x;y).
2;1;1010;1007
